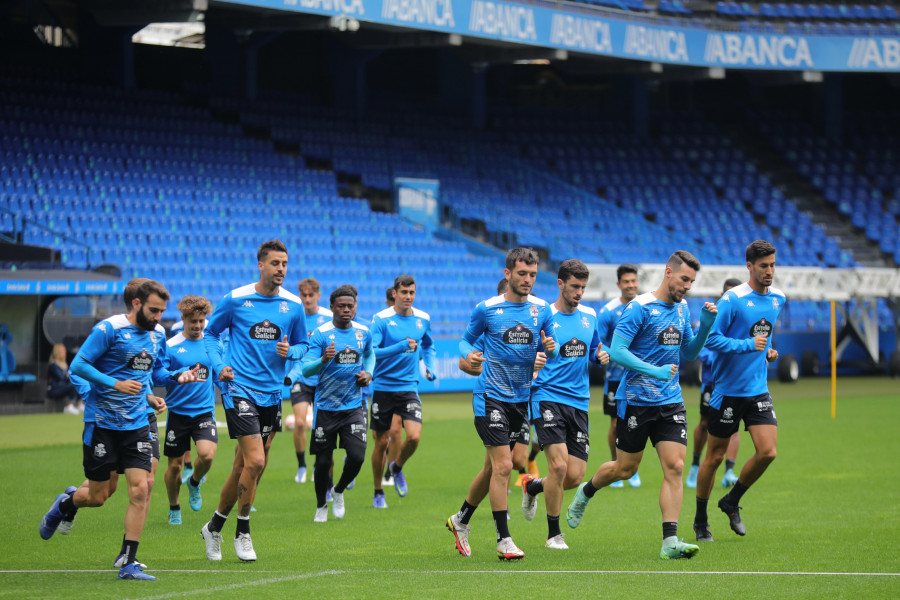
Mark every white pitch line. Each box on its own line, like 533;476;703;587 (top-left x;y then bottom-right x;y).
123;570;344;600
0;569;279;574
1;569;897;577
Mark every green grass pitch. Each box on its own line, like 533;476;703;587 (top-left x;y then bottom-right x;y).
1;377;898;599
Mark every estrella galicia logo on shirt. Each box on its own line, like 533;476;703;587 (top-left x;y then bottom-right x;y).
750;318;773;338
561;338;587;358
193;362;209;380
127;350;153;371
503;324;534;345
250;320;281;341
657;326;682;346
336;348;360;365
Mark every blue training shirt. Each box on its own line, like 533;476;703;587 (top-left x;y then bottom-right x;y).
304;320;373;412
698;346;717;386
160;333;216;417
370;306;436;392
204;283;309;407
597;298;628;382
706;282;786;399
531;304;602;413
462;294;556;405
71;315;170;431
613;292;695;407
284;306;333;392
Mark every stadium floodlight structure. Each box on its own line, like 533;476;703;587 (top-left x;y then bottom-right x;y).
585;264;900;373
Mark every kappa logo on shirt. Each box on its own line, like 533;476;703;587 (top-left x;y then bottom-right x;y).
98;323;107;332
553;322;562;329
242;300;255;308
389;320;398;326
747;300;755;307
123;333;131;339
177;347;188;353
495;309;504;315
650;309;661;316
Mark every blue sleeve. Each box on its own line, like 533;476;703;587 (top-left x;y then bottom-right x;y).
705;295;755;355
70;353;117;389
285;360;303;385
609;334;674;380
421;322;436;375
460;302;486;358
70;324;117;388
540;307;559;358
362;334;375;374
371;318;408;359
151;339;188;385
596;309;610;344
204;296;231;377
588;320;603;365
287;309;310;360
301;331;325;377
682;306;717;361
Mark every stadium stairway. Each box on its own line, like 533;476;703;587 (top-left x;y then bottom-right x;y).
717;117;893;267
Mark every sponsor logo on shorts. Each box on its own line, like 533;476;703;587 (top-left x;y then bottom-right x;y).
489;409;502;428
94;443;107;458
407;402;419;413
137;441;151;454
372;402;379;414
315;426;325;441
543;409;554;422
757;400;774;411
721;406;734;424
503;324;533;345
127;350;154;371
750;318;772;338
673;414;686;423
238;400;252;415
351;423;365;435
657;326;681;346
250;320;281;341
627;416;638;430
167;430;176;442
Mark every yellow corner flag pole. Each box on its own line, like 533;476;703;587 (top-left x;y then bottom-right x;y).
830;300;837;419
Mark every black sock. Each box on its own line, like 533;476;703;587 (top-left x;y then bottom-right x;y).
122;539;139;564
493;510;511;541
170;504;180;511
189;477;200;487
185;461;193;470
662;521;678;540
725;481;749;505
525;477;544;496
390;461;401;475
692;453;701;467
528;447;540;462
457;500;477;525
59;494;77;519
208;510;228;533
374;488;384;496
119;534;128;557
384;468;391;479
695;497;709;524
725;459;736;471
547;515;561;538
297;451;305;468
518;468;526;475
236;515;250;537
582;479;598;498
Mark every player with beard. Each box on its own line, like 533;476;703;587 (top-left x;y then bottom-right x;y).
301;285;374;522
39;279;202;580
566;251;717;560
596;264;641;488
200;240;309;562
446;247;558;560
693;240;784;542
520;259;609;550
